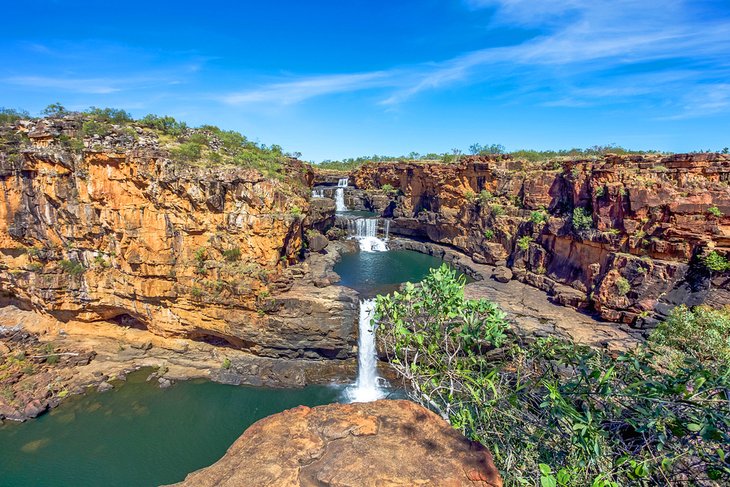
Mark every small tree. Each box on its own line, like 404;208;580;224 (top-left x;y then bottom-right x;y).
42;103;68;117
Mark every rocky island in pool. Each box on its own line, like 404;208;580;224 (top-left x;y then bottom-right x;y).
2;1;730;484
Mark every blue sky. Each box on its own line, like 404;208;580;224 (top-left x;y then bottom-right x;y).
1;0;729;160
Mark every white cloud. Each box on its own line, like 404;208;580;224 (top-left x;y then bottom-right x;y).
221;72;395;105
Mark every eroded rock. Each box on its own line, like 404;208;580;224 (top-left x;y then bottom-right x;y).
171;400;503;487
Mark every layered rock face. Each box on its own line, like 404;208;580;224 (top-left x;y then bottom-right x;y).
347;154;730;331
172;399;503;487
0;116;355;364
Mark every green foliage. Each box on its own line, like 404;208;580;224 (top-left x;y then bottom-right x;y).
0;108;30;124
58;259;85;276
615;276;631;296
490;204;504;217
464;190;477;203
381;183;397;194
517;235;533;251
483;229;495;240
139;114;188;136
41;103;68;117
190;286;203;298
222;357;232;369
377;268;730;486
93;255;110;268
59;134;85;152
291;206;303;218
594;185;605;198
170;141;203;162
702;250;730;272
222;248;241;262
478;190;493;204
530;209;548;225
84;107;133;124
651;305;730;362
572;207;593;231
469;143;506;155
45;354;60;365
193;248;207;275
707;205;723;217
82;120;112;137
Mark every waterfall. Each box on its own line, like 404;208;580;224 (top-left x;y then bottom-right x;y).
335;188;347;212
346;299;385;403
311;188;324;198
347;218;388;252
335;178;349;212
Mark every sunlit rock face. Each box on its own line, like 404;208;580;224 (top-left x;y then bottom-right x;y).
345;153;730;330
0;116;355;364
171;399;503;487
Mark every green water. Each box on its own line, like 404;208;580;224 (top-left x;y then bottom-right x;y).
334;249;458;297
0;248;453;486
0;370;343;487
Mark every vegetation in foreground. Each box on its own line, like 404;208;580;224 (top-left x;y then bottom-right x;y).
375;265;730;486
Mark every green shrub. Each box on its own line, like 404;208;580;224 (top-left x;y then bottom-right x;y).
594;185;605;198
478;190;493;204
702;250;730;272
0;108;30;124
84;107;133;124
464;190;477;203
572;207;593;231
490;204;504;217
45;354;60;365
41;103;67;117
707;205;723;217
615;276;631;296
381;183;397;194
140;114;187;136
529;209;548;225
651;305;730;362
222;248;241;262
191;286;203;298
376;268;730;486
170;142;203;162
517;235;533;251
58;259;85;276
82;120;112;137
483;229;494;240
222;357;231;369
291;206;303;218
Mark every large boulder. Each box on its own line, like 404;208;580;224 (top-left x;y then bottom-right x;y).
171;399;502;487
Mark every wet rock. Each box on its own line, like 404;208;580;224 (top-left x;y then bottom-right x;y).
158;378;172;389
96;381;113;393
170;400;502;487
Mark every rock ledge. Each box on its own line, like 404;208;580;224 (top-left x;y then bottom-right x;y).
171;399;502;487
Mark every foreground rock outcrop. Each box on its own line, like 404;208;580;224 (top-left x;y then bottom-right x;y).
337;154;730;333
172;399;502;487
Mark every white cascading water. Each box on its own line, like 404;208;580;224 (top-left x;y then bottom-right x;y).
347;218;388;252
311;188;324;198
346;298;386;402
335;178;349;212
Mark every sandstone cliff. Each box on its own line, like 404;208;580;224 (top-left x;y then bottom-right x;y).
171;399;503;487
0;115;354;365
345;154;730;331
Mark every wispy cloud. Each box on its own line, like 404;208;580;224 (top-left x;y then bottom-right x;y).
217;0;730;118
220;71;395;105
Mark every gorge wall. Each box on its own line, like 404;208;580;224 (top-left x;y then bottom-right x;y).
342;154;730;333
0;116;356;369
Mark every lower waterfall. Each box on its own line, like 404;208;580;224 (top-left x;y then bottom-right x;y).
345;298;386;402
